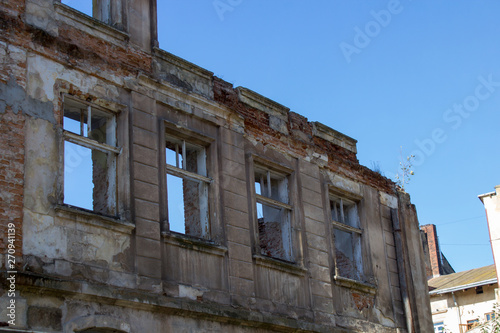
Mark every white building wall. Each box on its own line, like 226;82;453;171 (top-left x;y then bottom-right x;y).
430;284;497;332
480;186;500;284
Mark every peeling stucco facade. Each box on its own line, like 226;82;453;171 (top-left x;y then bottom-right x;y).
0;1;432;332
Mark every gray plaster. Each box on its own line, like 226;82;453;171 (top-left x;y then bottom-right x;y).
0;77;55;123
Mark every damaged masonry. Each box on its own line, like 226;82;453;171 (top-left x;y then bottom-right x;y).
0;0;433;332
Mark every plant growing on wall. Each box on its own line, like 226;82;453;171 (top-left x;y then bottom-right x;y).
395;147;414;191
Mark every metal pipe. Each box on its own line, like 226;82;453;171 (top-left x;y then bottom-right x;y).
452;292;463;332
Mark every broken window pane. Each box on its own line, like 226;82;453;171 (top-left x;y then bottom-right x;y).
63;98;117;216
254;166;292;262
258;203;291;260
165;135;206;175
165;135;210;239
166;174;185;234
334;228;358;280
331;198;358;228
166;174;208;238
63;141;116;215
254;168;288;203
331;195;362;280
63;100;114;146
64;141;93;210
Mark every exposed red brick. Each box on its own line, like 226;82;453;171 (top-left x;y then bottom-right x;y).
213;76;396;195
421;224;441;277
0;108;25;259
352;292;374;311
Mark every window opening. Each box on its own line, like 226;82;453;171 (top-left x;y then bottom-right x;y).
433;321;444;333
63;97;118;216
331;195;363;281
59;0;124;29
61;0;93;17
254;166;293;262
466;319;479;331
165;134;210;239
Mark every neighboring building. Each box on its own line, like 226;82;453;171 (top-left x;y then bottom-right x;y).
421;224;455;279
0;1;433;332
424;186;500;333
479;185;500;283
428;265;498;333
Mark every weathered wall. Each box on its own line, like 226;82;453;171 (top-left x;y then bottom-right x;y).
0;1;432;332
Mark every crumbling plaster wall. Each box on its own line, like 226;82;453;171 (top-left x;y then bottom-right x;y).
18;44;135;283
0;1;432;332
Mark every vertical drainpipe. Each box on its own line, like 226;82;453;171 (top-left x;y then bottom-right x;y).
391;208;414;333
452;292;462;332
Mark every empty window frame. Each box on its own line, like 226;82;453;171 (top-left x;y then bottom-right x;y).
63;97;119;216
330;195;363;281
165;134;211;239
60;0;92;16
254;165;293;262
58;0;125;29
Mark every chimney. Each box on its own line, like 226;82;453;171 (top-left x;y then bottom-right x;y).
420;224;442;278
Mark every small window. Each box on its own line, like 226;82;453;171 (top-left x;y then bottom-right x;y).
476;286;484;294
254;165;293;262
331;194;363;281
433;321;444;333
466;319;479;330
486;312;496;321
165;134;211;239
63;97;119;216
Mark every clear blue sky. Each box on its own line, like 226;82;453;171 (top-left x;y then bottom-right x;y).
157;0;500;273
63;0;500;273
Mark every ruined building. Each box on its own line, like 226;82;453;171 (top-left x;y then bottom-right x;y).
0;1;433;332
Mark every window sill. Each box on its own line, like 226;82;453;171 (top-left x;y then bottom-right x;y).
333;275;377;295
161;232;227;257
54;2;129;43
432;309;448;315
54;204;134;234
253;254;307;276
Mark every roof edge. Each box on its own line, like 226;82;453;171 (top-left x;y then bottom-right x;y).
429;278;497;295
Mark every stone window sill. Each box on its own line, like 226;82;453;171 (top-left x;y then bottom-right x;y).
334;275;377;295
253;254;307;276
161;232;227;257
54;204;134;234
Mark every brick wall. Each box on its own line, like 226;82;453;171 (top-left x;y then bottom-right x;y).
212;77;395;194
420;224;441;277
0;107;25;260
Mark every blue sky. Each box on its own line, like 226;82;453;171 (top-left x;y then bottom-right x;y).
63;0;500;273
157;0;500;273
